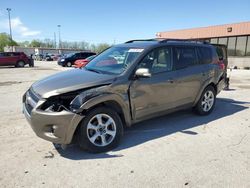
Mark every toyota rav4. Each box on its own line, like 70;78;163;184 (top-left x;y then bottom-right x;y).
23;39;227;153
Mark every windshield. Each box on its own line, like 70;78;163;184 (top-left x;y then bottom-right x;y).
85;47;144;75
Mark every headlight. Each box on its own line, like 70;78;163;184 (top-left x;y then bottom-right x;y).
40;92;78;112
61;59;65;62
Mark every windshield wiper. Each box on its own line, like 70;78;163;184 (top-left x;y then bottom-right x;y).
85;67;102;74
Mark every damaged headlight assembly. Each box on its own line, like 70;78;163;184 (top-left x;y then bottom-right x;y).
39;86;107;113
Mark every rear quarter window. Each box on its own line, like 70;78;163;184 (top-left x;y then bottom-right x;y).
216;46;227;60
197;47;212;64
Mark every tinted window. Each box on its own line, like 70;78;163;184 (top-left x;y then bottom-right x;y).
197;47;212;64
139;47;172;74
236;36;247;56
1;53;10;57
173;47;197;69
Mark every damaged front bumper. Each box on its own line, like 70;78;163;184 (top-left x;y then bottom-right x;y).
23;90;83;144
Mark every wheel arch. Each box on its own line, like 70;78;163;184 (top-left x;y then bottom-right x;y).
16;59;26;67
81;94;131;126
193;81;217;106
70;94;131;144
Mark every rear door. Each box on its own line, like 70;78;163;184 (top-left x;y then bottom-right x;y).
171;46;205;107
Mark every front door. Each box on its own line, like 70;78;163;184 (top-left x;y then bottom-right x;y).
130;47;177;121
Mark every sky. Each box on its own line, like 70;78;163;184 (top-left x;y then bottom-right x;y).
0;0;250;44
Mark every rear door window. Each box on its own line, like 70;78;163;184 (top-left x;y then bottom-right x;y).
173;47;197;70
197;47;212;64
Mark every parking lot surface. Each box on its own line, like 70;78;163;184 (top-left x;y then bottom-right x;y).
0;61;249;187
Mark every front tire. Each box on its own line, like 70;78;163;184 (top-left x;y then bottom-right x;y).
195;86;216;115
66;62;72;67
78;107;123;153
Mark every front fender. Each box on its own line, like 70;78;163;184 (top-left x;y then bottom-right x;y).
79;93;132;126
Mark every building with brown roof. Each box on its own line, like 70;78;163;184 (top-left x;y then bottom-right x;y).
157;22;250;61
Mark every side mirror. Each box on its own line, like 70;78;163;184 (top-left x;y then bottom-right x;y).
135;68;151;78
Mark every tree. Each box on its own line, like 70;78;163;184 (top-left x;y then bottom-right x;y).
29;40;43;47
92;43;111;54
43;38;54;48
18;41;30;47
0;33;18;51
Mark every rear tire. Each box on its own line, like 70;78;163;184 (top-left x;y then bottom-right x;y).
78;107;123;153
16;61;25;67
195;86;216;115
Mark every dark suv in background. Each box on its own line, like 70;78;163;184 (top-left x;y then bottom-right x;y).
0;52;33;67
58;52;96;67
23;39;227;153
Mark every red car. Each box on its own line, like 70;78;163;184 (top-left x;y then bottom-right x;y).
0;52;33;67
74;55;96;68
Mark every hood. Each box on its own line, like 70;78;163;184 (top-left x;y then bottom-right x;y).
32;69;116;98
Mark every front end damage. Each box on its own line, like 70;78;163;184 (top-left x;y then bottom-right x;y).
23;87;105;145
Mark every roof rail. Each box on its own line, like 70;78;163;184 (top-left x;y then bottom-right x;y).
125;39;158;43
159;38;210;44
125;38;210;44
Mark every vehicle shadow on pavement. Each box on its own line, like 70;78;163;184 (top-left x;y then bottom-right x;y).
56;98;249;160
0;66;33;69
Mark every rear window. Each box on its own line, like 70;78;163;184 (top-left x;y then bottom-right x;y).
197;47;212;64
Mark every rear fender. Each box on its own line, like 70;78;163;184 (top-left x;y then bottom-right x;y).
193;79;216;106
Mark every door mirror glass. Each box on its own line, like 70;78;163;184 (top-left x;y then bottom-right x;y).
135;68;151;78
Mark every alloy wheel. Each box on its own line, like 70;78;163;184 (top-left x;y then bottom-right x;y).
86;114;116;147
201;90;214;112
